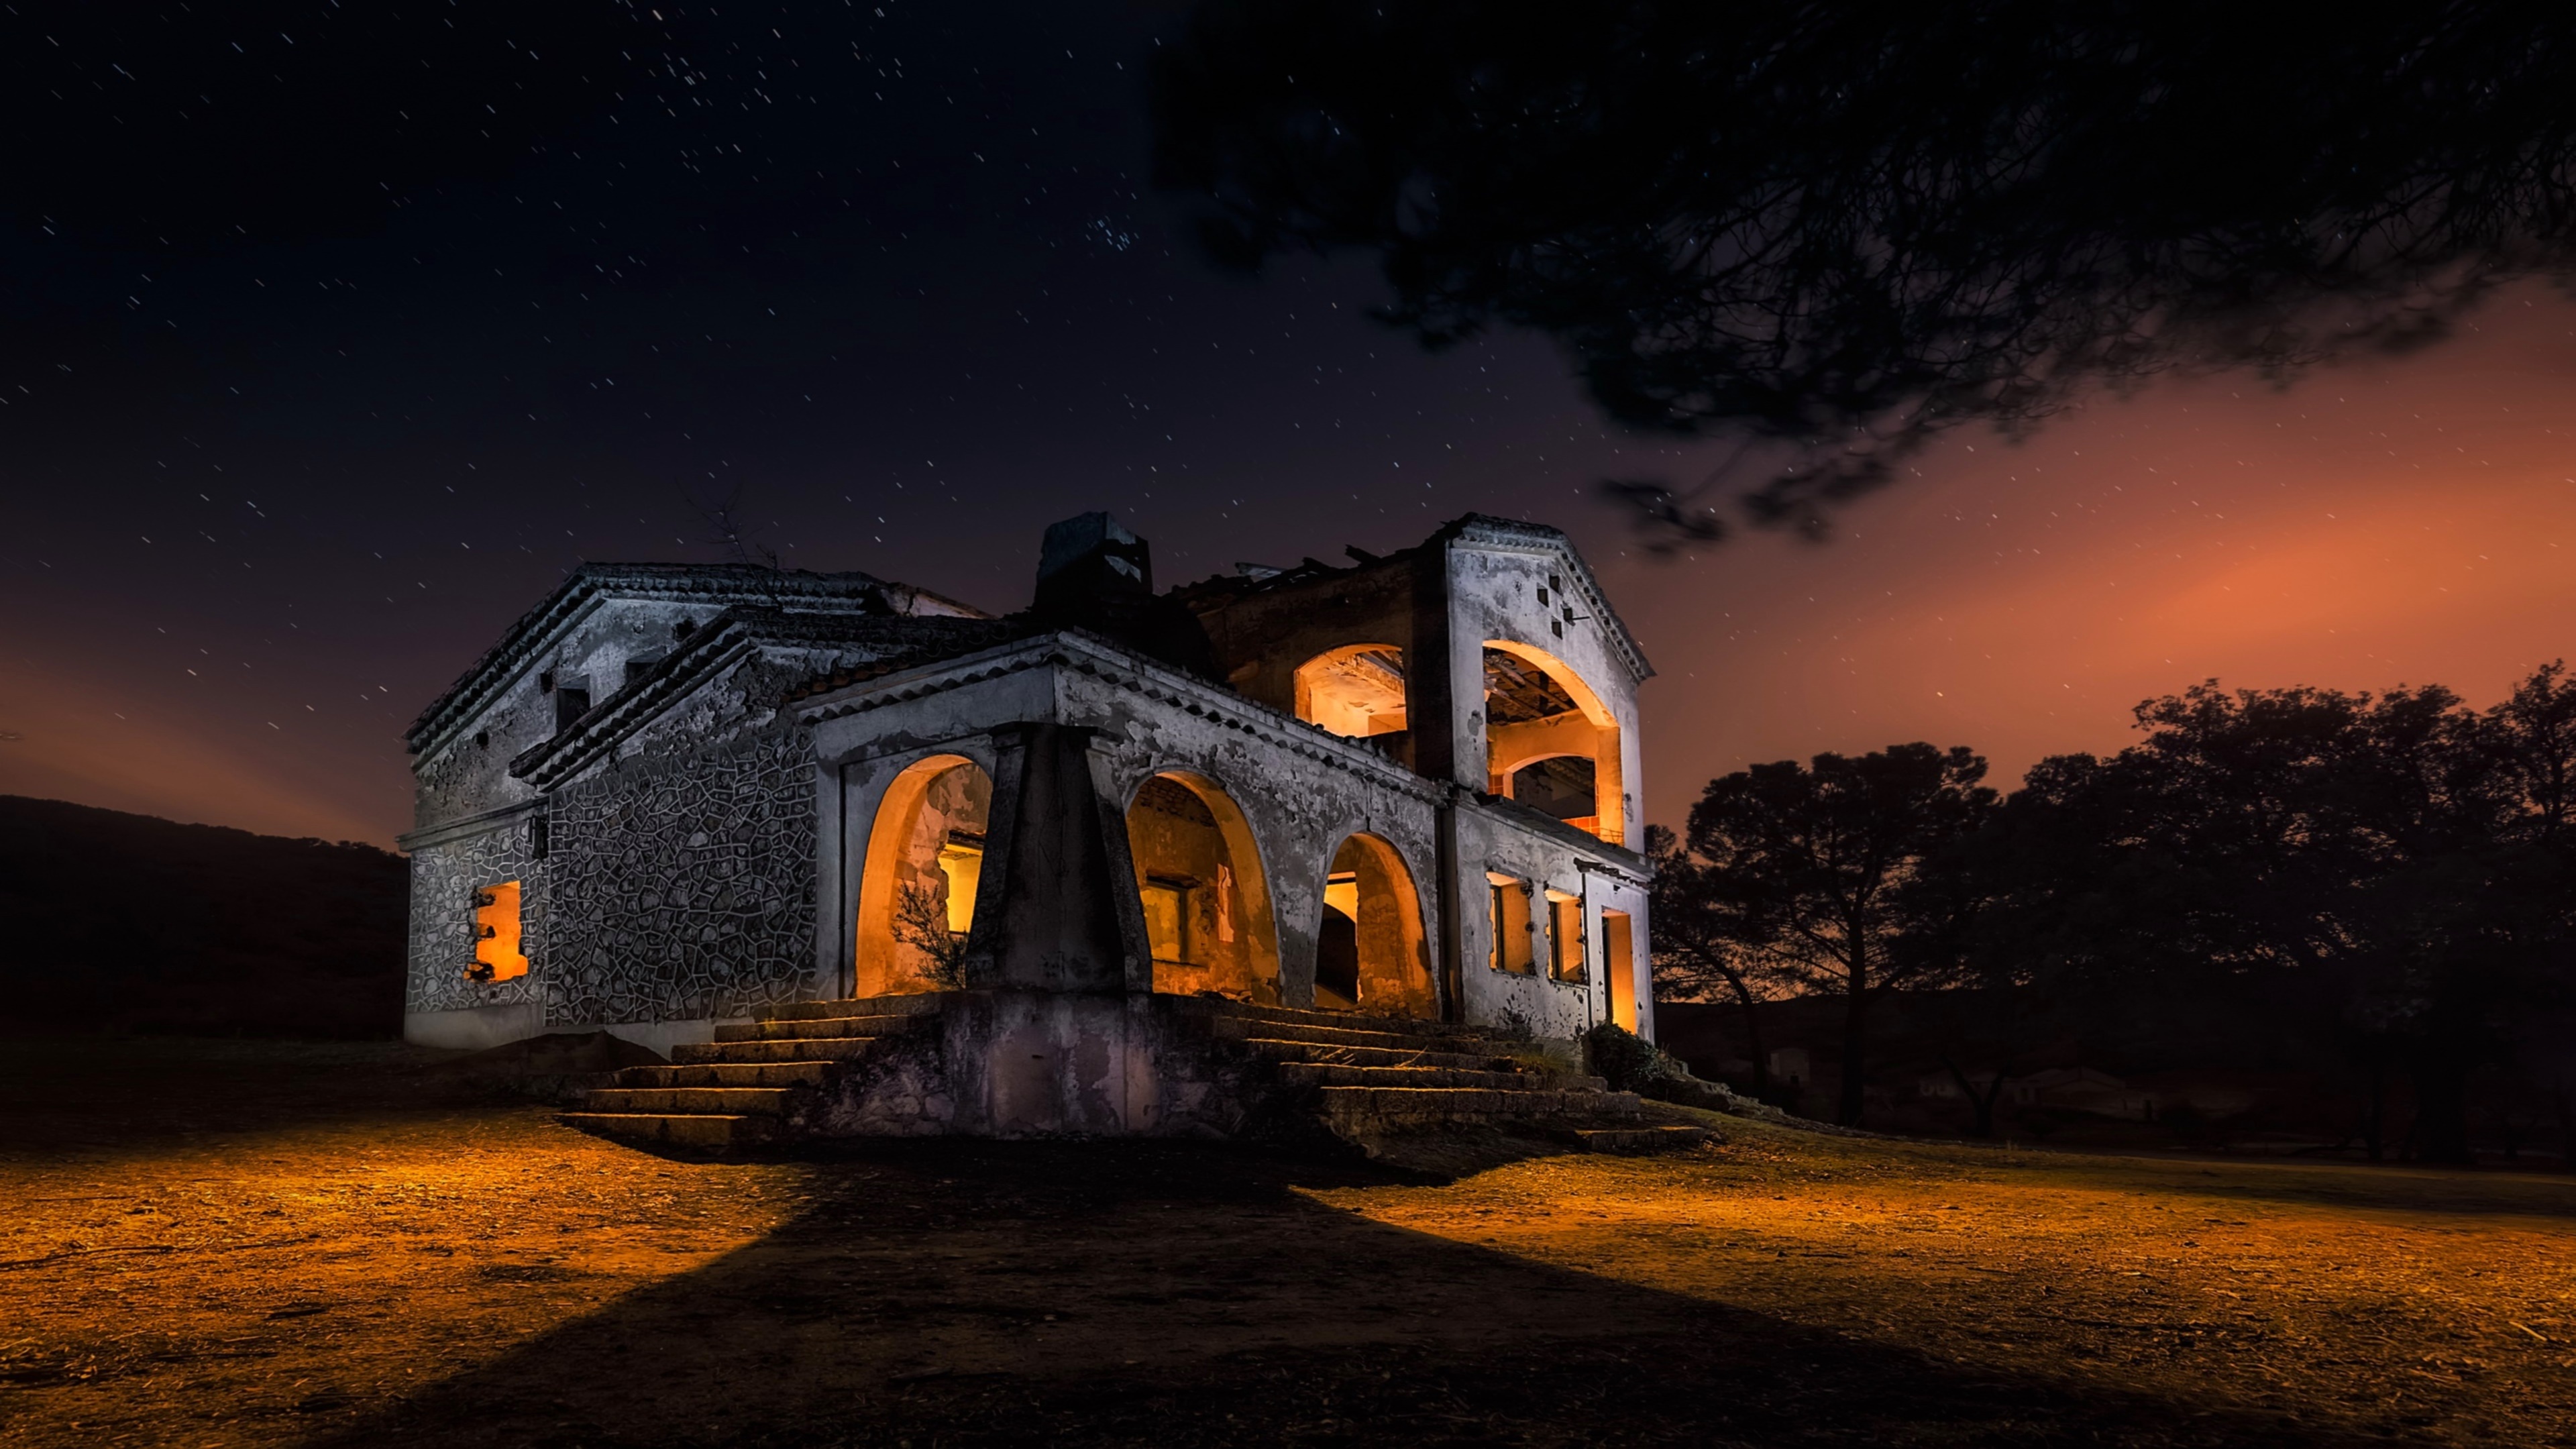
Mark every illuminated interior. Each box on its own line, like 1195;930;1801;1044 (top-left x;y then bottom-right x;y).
1483;642;1621;841
1601;908;1638;1030
1312;833;1436;1016
1124;771;1281;1004
1487;873;1535;974
1293;644;1409;738
469;879;528;982
1546;891;1585;982
854;755;992;996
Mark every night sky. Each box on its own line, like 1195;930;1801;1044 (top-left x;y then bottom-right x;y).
7;1;2576;847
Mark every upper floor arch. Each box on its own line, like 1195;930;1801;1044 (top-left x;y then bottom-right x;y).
1482;640;1625;844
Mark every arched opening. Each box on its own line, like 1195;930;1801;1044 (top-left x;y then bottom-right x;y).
1483;642;1623;842
1293;644;1407;739
1315;833;1436;1017
854;755;992;998
1124;771;1281;1004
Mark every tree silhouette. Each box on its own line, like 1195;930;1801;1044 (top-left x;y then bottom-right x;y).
1155;1;2576;537
1680;743;1998;1125
1960;667;2576;1162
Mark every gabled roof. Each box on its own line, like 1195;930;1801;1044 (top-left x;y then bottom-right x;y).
507;605;1019;789
404;563;986;758
1438;513;1654;682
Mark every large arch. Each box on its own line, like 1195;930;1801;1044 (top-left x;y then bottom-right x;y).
854;753;992;998
1314;833;1437;1018
1124;770;1282;1004
1482;640;1624;843
1293;643;1408;739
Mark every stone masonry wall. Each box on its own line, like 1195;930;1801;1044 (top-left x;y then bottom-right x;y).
540;727;820;1027
405;816;543;1018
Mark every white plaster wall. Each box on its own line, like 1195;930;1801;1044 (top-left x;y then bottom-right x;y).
1442;537;1648;852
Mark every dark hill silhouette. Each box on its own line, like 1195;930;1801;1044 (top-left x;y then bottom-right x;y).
0;795;404;1039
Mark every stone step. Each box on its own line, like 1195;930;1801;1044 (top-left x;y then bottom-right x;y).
1240;1038;1507;1072
1169;996;1495;1040
1203;1015;1515;1055
673;1035;893;1065
714;1014;921;1043
1555;1124;1721;1154
612;1061;834;1089
582;1086;799;1116
757;993;952;1023
559;1112;778;1149
1317;1085;1643;1127
1277;1062;1599;1092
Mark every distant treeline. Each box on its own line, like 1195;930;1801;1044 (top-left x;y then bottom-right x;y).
1653;664;2576;1163
0;796;406;1038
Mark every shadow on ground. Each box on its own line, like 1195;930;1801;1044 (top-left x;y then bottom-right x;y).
307;1138;2375;1449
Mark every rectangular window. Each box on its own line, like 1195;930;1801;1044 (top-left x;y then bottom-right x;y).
1142;877;1191;964
1546;893;1585;981
1487;873;1534;974
935;837;983;934
469;880;528;982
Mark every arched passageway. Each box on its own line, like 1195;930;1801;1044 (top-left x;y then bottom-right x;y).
854;755;991;997
1483;642;1623;842
1314;833;1436;1017
1124;772;1281;1004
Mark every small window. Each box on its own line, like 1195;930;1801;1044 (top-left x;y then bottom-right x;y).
468;881;527;982
935;832;984;934
538;669;556;695
1142;877;1192;965
1487;873;1534;974
1546;893;1585;982
675;617;697;640
553;682;591;732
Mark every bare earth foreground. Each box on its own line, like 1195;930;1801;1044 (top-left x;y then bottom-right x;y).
3;1042;2573;1448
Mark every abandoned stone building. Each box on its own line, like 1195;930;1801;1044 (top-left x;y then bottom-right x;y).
400;513;1674;1148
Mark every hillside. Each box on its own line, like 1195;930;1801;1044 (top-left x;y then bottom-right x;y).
0;795;405;1038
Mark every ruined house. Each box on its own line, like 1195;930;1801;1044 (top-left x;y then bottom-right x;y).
399;513;1670;1148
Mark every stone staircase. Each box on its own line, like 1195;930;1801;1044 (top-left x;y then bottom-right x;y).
1173;998;1703;1151
559;992;1713;1155
558;994;947;1149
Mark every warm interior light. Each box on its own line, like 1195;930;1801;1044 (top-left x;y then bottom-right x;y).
1126;773;1278;1002
1546;892;1584;982
470;880;528;982
1483;643;1621;843
1486;873;1535;975
1293;645;1409;738
935;837;983;934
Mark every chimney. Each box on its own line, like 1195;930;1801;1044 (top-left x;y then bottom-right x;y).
1034;513;1152;621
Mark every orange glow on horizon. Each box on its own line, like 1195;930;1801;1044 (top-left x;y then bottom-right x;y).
1613;283;2576;824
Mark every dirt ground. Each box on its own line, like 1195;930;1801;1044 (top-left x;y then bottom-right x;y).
3;1039;2573;1448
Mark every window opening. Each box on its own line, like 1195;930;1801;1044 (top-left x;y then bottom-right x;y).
1316;869;1361;1008
1142;877;1191;965
1546;892;1585;981
1487;873;1535;974
467;880;527;982
934;828;984;934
